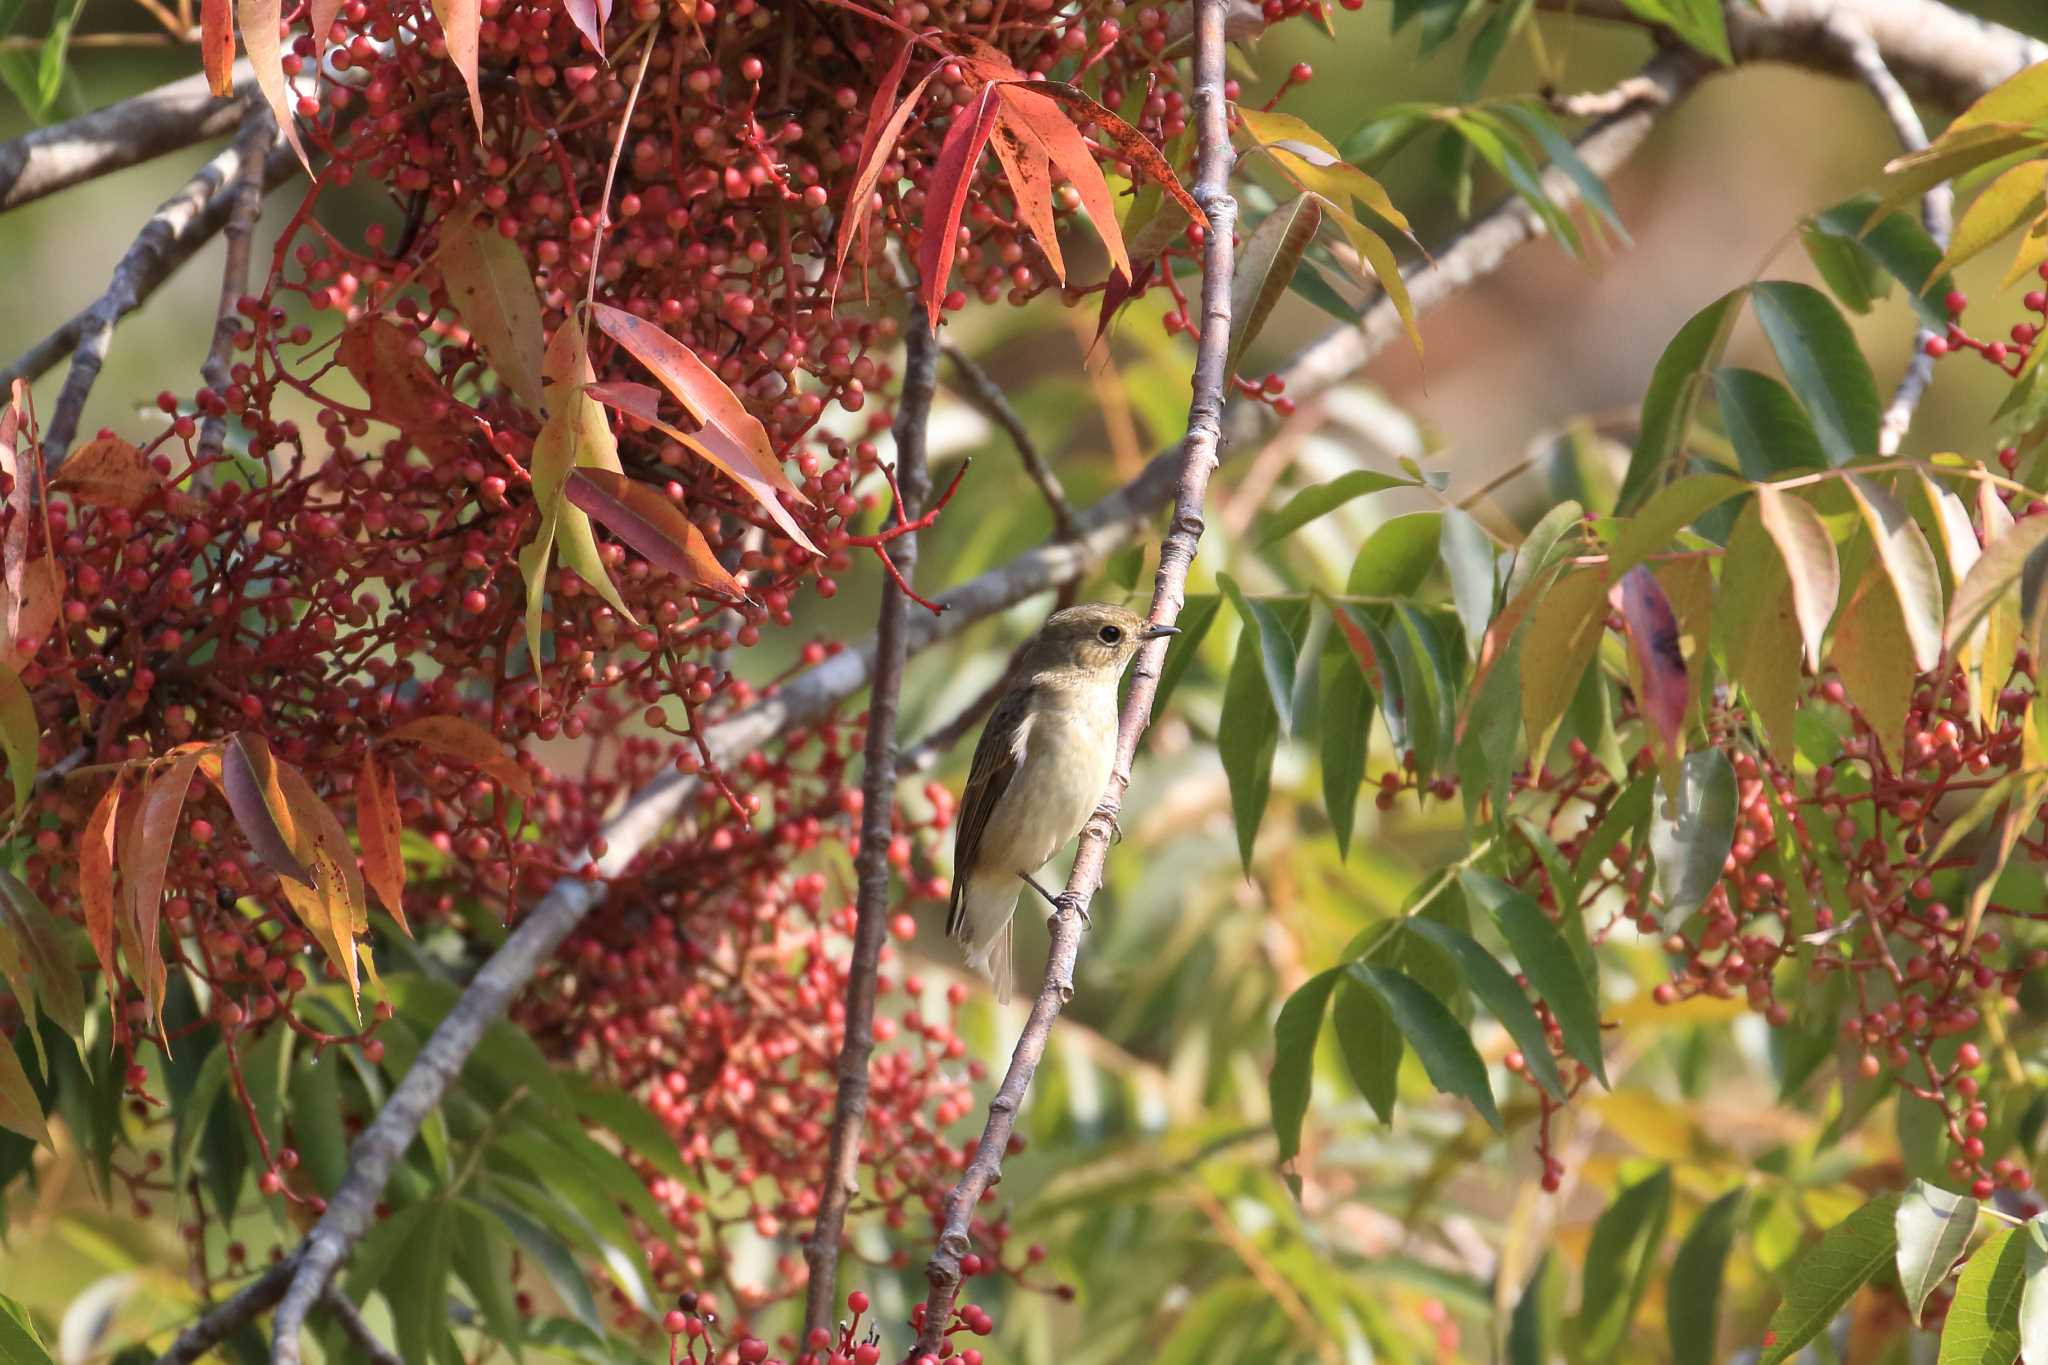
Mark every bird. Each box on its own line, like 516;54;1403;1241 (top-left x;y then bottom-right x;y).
947;602;1179;1002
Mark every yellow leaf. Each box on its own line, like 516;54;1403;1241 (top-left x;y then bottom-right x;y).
0;662;37;812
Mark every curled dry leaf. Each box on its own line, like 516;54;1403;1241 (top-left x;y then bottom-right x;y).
219;732;311;887
273;768;366;1007
0;553;58;673
202;0;236;96
121;746;207;1027
356;751;406;929
0;1021;46;1147
1611;565;1689;771
0;662;35;813
562;0;611;53
430;0;484;132
309;0;343;49
565;469;747;599
437;210;547;412
587;303;818;553
81;779;120;991
336;316;473;463
236;0;310;171
0;869;83;1043
52;436;163;512
384;714;537;798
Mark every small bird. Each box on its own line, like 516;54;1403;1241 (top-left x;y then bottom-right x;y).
948;602;1179;1001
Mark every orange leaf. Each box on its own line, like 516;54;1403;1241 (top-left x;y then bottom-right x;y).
273;762;367;1006
337;316;473;462
833;64;940;301
355;751;407;931
81;779;120;992
562;0;610;53
438;209;547;412
995;85;1129;286
122;748;205;1026
564;469;747;599
52;436;162;512
1011;80;1209;230
219;733;311;886
1;552;59;673
384;714;537;797
988;106;1065;286
0;392;31;654
586;304;818;554
0;1025;46;1147
429;0;483;135
202;0;236;96
918;83;1003;330
236;0;310;172
950;34;1023;82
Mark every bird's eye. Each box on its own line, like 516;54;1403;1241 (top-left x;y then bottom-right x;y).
1098;625;1123;644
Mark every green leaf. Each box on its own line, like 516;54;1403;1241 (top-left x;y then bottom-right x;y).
1605;473;1747;581
1760;1192;1902;1364
1439;506;1497;660
0;1292;53;1365
289;1050;349;1197
1153;592;1220;718
1947;515;2048;654
1261;471;1414;547
1507;1251;1564;1365
453;1204;526;1360
1270;968;1339;1163
1714;368;1829;478
2018;1217;2048;1365
1346;511;1442;599
485;1199;604;1338
1498;103;1627;239
1809;194;1955;330
1519;568;1608;760
1345;963;1500;1130
1720;503;1805;760
1936;159;2048;281
0;1026;46;1148
1228;195;1324;385
1802;219;1887;313
1619;290;1744;512
560;1073;694;1185
1669;1186;1747;1365
1330;972;1399;1124
1615;0;1729;62
1575;1168;1674;1361
1648;749;1737;932
1750;281;1881;464
1218;575;1302;733
1898;1180;1981;1326
1321;640;1373;861
1461;871;1607;1087
1220;621;1280;871
1505;499;1585;602
1403;917;1564;1100
1846;472;1945;671
1755;484;1841;672
1454;622;1521;827
1940;1223;2027;1365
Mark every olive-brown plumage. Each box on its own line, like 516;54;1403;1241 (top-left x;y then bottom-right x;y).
947;603;1177;1001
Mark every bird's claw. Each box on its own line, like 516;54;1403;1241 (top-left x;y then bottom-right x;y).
1054;893;1091;929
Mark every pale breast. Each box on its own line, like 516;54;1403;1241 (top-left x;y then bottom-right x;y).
977;686;1119;876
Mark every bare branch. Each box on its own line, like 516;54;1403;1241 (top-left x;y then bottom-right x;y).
151;1255;296;1365
802;308;938;1339
1829;15;1957;455
0;60;256;212
3;139;298;462
909;0;1236;1350
319;1287;404;1365
197;102;278;464
940;341;1076;540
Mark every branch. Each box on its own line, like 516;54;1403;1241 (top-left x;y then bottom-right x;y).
939;341;1076;540
0;60;257;212
3;138;298;462
151;1255;296;1365
254;40;1709;1365
909;0;1237;1351
319;1287;404;1365
1828;15;1956;455
197;101;278;465
801;307;938;1341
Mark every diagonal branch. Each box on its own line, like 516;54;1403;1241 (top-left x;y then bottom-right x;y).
907;0;1237;1348
151;1254;298;1365
940;340;1076;540
197;100;279;465
801;308;939;1341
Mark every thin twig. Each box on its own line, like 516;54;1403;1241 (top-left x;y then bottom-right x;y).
197;100;278;464
909;0;1237;1350
801;308;938;1341
150;1254;296;1365
1831;16;1956;456
3;142;299;462
319;1287;404;1365
940;341;1076;540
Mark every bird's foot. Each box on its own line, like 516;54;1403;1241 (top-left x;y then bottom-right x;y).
1054;892;1092;929
1019;871;1062;910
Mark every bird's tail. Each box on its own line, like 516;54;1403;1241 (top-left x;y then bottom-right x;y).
949;876;1016;1005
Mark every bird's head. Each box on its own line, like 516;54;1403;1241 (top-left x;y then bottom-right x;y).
1020;602;1179;679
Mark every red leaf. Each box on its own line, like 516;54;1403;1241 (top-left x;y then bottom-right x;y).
355;751;407;932
220;732;312;887
236;0;310;172
336;316;473;463
385;715;537;798
994;85;1129;284
1611;565;1688;768
202;0;236;96
918;83;1003;330
562;0;611;53
80;780;120;992
52;436;163;512
833;61;940;297
430;0;483;134
988;104;1065;286
1010;79;1208;230
122;747;205;1027
1091;258;1153;354
951;34;1023;82
565;469;747;599
587;303;819;554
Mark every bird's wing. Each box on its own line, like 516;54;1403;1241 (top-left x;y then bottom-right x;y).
948;683;1035;941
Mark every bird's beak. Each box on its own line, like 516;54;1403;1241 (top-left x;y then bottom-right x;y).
1142;623;1181;640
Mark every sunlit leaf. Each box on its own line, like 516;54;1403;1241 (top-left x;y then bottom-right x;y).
1259;470;1412;547
996;84;1131;285
0;1031;46;1147
0;869;81;1043
438;209;546;410
236;0;309;171
1604;473;1746;580
1518;567;1608;760
79;779;119;992
51;436;163;511
1014;79;1207;228
1845;473;1944;670
0;662;35;812
1756;483;1840;671
1226;195;1322;383
1269;967;1337;1163
336;316;469;462
1403;917;1564;1101
1461;871;1606;1086
1937;159;2048;280
1759;1192;1901;1365
1346;962;1500;1130
1575;1167;1673;1362
917;84;1003;328
1831;569;1917;767
1719;504;1804;760
355;751;406;929
1948;513;2048;654
1670;1187;1746;1365
220;732;310;887
1618;289;1743;512
201;0;235;95
1897;1181;1980;1326
1940;1223;2026;1365
122;747;205;1026
429;0;482;132
987;106;1065;286
564;469;746;599
1648;749;1736;932
2018;1218;2048;1365
562;0;609;54
385;714;536;797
